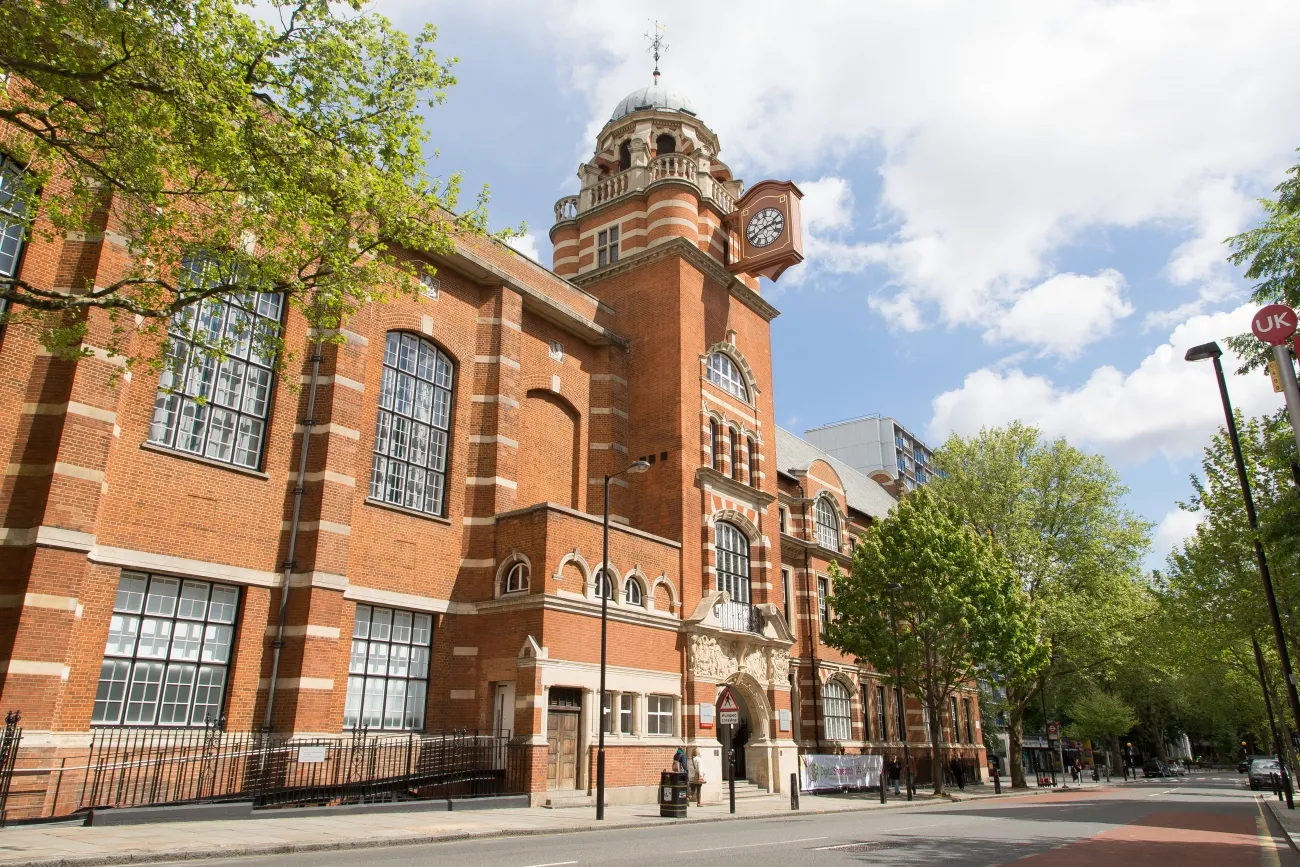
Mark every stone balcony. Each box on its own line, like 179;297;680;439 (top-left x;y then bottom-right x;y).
553;153;740;224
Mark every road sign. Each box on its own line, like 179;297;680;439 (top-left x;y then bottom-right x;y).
718;688;740;726
1047;721;1060;739
1252;304;1298;346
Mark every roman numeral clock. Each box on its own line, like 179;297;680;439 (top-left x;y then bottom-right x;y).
727;180;805;281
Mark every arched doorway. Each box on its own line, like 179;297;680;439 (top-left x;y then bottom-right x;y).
715;674;772;785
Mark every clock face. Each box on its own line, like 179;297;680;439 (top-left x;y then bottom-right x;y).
746;207;785;248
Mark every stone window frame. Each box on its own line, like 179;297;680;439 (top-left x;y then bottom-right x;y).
876;684;888;743
623;571;646;607
0;153;34;324
647;694;675;736
705;350;750;403
500;558;530;596
814;495;841;552
343;603;433;732
822;678;852;741
728;425;742;481
596;224;620;267
714;520;752;607
817;575;830;635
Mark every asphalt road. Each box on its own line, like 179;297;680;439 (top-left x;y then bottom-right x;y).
158;774;1296;867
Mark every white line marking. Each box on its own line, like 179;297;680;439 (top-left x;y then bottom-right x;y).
678;836;826;853
521;862;578;867
813;843;866;851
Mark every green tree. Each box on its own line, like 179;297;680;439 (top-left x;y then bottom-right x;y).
932;423;1151;788
1064;688;1136;747
0;0;513;366
825;486;1045;795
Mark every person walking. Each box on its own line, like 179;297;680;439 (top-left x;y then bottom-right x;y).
687;746;705;806
888;757;901;796
672;746;687;774
950;757;965;791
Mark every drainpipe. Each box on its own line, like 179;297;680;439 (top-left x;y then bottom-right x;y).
262;345;324;733
798;482;822;753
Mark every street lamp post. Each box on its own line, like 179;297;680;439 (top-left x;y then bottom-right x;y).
1186;341;1298;809
886;583;913;801
596;459;651;821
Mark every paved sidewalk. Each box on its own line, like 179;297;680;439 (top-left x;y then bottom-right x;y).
1265;794;1300;853
0;785;1054;867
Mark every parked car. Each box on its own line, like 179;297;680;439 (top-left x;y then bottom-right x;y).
1143;758;1168;778
1167;761;1188;776
1240;754;1273;774
1249;758;1282;791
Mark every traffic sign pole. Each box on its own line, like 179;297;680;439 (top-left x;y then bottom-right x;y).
1273;342;1300;464
1253;305;1300;463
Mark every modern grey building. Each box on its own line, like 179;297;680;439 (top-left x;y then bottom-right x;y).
803;415;939;494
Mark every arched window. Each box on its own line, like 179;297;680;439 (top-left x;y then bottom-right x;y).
655;133;676;155
371;332;454;516
823;680;851;741
503;562;529;594
619;140;632;171
149;256;283;470
709;418;723;472
729;427;741;480
0;155;33;321
594;569;614;601
815;497;840;551
706;352;749;402
714;521;751;606
625;577;643;607
746;437;758;487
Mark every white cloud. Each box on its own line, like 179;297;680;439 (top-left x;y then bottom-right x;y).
984;270;1134;358
928;303;1284;464
1153;507;1206;562
505;232;541;262
787;176;886;287
401;1;1300;333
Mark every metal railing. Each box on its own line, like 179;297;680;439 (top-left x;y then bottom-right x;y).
79;721;526;812
714;600;765;634
0;711;22;826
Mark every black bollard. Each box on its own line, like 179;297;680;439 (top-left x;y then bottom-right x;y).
880;775;887;803
728;748;736;814
790;772;799;810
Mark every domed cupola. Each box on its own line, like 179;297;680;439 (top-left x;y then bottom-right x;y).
609;84;698;122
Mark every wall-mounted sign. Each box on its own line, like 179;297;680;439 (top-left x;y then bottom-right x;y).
698;703;715;729
297;746;327;764
778;709;792;732
718;688;740;726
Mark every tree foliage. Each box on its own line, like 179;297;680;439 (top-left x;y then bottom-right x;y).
0;0;512;365
825;486;1045;794
931;422;1151;787
1063;688;1137;745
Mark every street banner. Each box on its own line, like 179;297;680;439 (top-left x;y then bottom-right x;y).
800;753;883;791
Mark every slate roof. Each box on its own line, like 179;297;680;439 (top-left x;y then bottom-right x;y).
775;426;897;520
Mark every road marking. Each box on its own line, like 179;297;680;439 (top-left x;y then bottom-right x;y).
521;862;577;867
1256;799;1283;867
1146;788;1178;797
678;836;826;853
812;842;866;851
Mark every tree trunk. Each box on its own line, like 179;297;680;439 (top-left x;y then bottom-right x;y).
1008;704;1027;788
930;703;945;796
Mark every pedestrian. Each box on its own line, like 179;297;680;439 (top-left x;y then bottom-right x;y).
672;746;686;775
1070;760;1079;783
687;746;705;806
950;757;965;790
888;757;901;796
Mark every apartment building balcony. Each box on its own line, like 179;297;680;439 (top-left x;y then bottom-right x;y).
553;153;740;225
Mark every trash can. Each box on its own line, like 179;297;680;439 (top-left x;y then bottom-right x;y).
659;770;689;818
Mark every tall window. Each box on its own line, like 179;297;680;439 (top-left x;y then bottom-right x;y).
625;576;643;606
778;506;788;534
715;521;751;606
817;576;829;634
655;133;676;155
950;696;959;744
815;497;840;551
344;604;432;731
149;258;282;470
619;694;634;734
647;695;674;735
601;693;615;734
823;680;851;741
597;225;619;267
705;352;749;401
594;569;614;600
709;418;723;471
618;140;632;171
371;332;454;517
964;697;975;743
781;567;793;630
0;154;32;320
92;572;239;726
729;427;741;480
895;688;905;742
923;706;932;743
747;437;758;487
876;685;888;742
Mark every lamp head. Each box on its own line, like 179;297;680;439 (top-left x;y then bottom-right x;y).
886;583;903;592
626;460;652;475
1184;341;1223;362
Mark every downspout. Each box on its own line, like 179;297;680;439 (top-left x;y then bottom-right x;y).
262;344;324;732
799;482;822;753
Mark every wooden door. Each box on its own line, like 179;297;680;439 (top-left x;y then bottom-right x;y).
547;709;579;790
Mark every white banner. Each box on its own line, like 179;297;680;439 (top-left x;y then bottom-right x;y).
800;754;883;791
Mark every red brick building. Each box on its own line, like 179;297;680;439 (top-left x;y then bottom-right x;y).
0;81;983;818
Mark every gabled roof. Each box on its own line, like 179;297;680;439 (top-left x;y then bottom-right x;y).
775;427;897;520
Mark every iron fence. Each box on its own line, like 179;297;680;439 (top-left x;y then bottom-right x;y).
79;721;527;812
0;711;22;826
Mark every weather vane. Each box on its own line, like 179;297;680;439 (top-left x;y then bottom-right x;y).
646;21;667;86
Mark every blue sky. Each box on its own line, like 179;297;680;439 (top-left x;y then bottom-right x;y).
374;0;1300;566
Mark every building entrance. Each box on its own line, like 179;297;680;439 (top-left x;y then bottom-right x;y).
546;687;581;790
716;686;754;781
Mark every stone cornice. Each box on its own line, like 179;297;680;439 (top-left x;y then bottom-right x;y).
695;466;776;507
573;237;781;323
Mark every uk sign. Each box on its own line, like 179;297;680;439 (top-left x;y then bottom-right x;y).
1252;304;1298;346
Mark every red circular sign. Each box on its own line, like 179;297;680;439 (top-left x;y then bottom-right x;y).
1252;303;1298;346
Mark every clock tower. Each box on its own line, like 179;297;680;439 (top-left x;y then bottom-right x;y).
549;77;803;793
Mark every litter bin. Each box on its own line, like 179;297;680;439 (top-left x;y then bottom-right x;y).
659;770;689;818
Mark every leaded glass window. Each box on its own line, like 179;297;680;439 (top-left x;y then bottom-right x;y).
370;332;454;516
706;352;749;402
715;521;751;606
0;154;33;320
148;259;282;469
815;497;840;551
92;572;239;726
344;604;432;731
823;680;851;741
